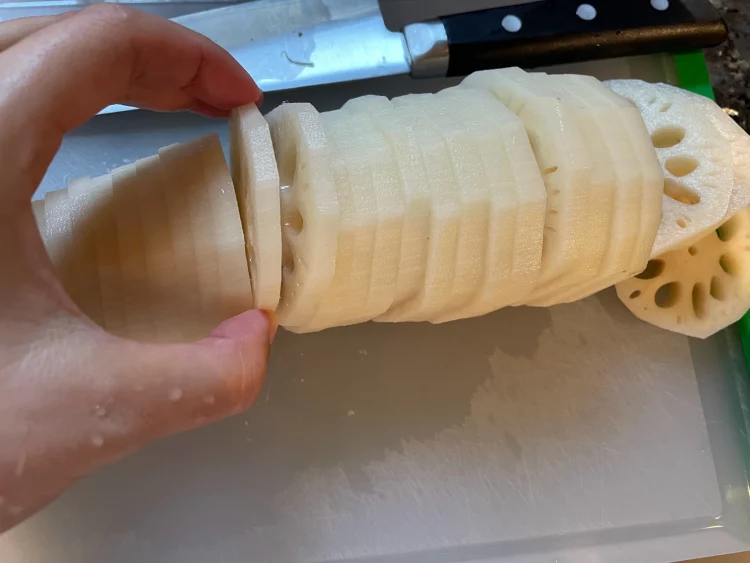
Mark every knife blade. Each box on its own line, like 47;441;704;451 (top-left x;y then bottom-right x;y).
100;0;726;115
101;0;410;115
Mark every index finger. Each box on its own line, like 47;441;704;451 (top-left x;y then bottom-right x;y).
0;5;262;200
0;13;72;52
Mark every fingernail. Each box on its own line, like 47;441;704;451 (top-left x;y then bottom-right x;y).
261;310;278;343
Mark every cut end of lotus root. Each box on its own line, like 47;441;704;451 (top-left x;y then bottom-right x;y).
606;79;734;256
616;207;750;338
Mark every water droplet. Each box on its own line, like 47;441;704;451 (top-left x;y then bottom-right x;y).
8;505;22;516
347;410;356;417
0;495;6;506
203;394;215;405
94;404;107;418
169;388;183;402
134;383;145;392
91;434;104;448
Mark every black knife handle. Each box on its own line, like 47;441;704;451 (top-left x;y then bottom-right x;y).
441;0;727;77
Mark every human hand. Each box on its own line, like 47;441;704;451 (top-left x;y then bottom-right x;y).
0;5;275;532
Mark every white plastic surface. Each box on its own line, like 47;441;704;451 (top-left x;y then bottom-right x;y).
7;56;750;563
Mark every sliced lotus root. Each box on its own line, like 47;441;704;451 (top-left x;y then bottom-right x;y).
609;79;750;218
462;68;603;301
654;82;750;217
616;207;750;338
230;103;282;311
266;103;341;329
607;79;733;256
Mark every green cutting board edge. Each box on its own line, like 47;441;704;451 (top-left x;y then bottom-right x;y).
674;51;750;487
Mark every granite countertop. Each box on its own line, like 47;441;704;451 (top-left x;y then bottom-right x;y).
705;0;750;130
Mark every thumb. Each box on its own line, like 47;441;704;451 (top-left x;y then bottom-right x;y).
117;309;277;443
0;309;275;527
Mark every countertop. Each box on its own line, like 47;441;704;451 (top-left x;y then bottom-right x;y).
705;0;750;130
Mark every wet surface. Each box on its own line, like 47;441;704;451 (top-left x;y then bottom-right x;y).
1;294;720;563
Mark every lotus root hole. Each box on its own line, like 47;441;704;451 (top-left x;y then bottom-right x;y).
636;259;665;280
284;208;304;235
280;180;304;237
677;218;687;228
692;283;707;319
280;184;302;274
719;253;737;275
282;245;295;275
665;156;699;177
717;215;740;241
654;282;681;308
710;276;726;300
651;126;685;148
663;178;700;205
629;290;641;299
660;103;672;112
543;166;559;175
688;246;698;256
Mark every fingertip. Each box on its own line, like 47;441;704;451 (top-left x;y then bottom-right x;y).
186;51;263;111
123;312;272;437
204;311;271;414
210;309;273;344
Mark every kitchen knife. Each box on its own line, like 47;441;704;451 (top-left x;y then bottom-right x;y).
100;0;726;114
